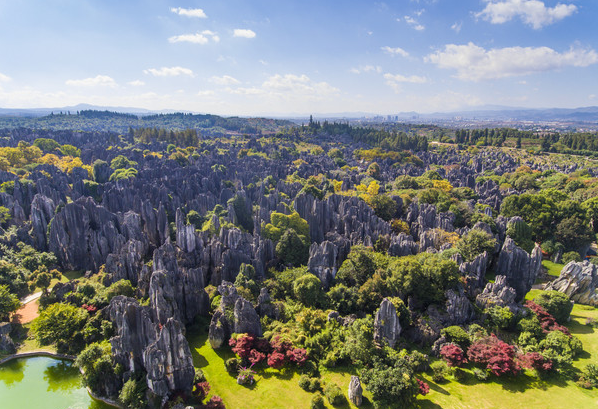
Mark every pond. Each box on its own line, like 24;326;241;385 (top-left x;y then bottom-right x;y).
0;356;112;409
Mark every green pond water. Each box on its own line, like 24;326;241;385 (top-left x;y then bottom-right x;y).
0;356;112;409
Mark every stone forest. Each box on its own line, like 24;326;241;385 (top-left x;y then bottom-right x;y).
1;112;598;409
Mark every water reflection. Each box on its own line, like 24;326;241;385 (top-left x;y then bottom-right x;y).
44;359;80;392
0;358;26;386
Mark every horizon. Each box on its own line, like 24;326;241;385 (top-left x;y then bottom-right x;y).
0;1;597;115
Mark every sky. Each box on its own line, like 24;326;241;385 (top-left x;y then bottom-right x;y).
0;0;597;115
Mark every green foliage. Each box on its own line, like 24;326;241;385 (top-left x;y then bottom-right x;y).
228;194;254;233
299;375;321;392
33;138;61;152
32;302;88;352
75;341;119;395
361;361;418;408
455;228;497;262
110;154;138;170
119;375;147;409
92;159;111;183
234;263;259;297
0;284;20;321
186;210;205;229
539;330;583;367
327;284;359;315
310;393;326;409
506;219;534;253
109;167;138;181
276;228;310;266
293;274;326;308
577;364;598;389
60;144;81;157
105;279;135;301
134;127;199;147
0;206;10;226
555;216;594;251
267;266;309;300
562;251;582;264
534;291;573;324
323;382;345;406
369;194;398;221
501;193;557;241
441;326;470;348
342;317;378;367
485;306;514;330
430;360;448;383
263;211;310;242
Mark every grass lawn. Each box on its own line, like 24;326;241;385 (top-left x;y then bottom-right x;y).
542;260;565;277
188;331;373;409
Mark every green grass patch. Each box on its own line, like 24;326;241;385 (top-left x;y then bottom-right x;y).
187;331;372;409
542;260;565;277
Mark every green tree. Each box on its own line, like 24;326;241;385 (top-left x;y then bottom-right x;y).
276;228;310;266
369;194;397;221
534;291;573;324
361;362;419;408
35;272;52;295
0;284;20;321
293;274;325;307
263;211;310;242
75;341;119;396
456;229;496;262
228;194;254;233
32;302;88;347
110;155;137;170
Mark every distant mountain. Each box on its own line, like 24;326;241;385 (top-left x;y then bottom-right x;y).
412;106;598;123
0;104;194;118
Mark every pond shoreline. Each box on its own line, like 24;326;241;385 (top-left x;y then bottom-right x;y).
0;350;123;408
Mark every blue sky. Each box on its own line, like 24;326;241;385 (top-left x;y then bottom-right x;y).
0;0;597;115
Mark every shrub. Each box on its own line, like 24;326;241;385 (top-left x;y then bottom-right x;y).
473;368;489;381
468;336;520;377
299;375;321;392
577;364;598;389
534;291;573;325
416;378;430;396
441;326;470;348
225;357;240;374
455;229;496;262
310;393;326;409
430;360;448;383
562;251;581;264
440;344;466;367
519;352;553;373
119;376;147;409
324;382;345;406
205;395;225;409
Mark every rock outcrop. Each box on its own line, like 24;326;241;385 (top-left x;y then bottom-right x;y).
308;241;338;288
495;237;542;301
475;275;519;312
0;322;15;354
108;296;195;397
373;298;402;348
445;288;475;325
545;261;598;306
348;376;363;406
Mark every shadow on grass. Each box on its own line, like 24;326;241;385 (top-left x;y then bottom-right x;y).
416;398;443;408
568;318;595;335
426;380;450;395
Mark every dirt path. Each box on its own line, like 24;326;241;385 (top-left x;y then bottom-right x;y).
11;292;43;324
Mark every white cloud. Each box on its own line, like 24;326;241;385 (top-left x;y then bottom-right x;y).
451;22;462;33
589;94;596;100
170;7;207;18
65;75;117;87
262;74;338;95
210;75;240;85
476;0;577;29
225;74;338;99
404;15;425;30
384;72;427;92
350;65;382;74
0;73;10;82
143;66;194;77
381;46;409;57
127;80;145;86
233;29;256;38
425;42;598;81
169;30;219;44
197;90;215;96
384;73;427;84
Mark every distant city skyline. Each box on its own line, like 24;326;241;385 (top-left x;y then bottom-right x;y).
0;0;596;115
